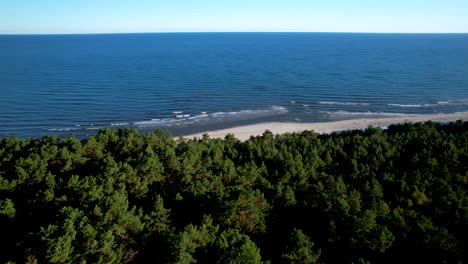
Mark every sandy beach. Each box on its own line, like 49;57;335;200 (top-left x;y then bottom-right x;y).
182;112;468;141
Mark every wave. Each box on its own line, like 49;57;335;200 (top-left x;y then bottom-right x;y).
211;106;287;118
135;106;288;128
388;99;468;108
111;122;130;126
48;128;80;132
318;101;371;106
388;104;429;108
134;118;182;127
322;110;416;117
73;122;130;127
438;99;468;105
188;114;209;120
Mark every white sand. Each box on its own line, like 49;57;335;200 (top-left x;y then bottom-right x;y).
181;112;468;141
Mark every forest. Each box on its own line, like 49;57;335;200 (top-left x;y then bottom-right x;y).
0;120;467;263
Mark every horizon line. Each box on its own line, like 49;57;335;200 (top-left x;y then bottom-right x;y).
1;31;468;36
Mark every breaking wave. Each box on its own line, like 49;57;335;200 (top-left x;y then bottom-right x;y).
322;110;417;117
388;99;468;108
133;106;288;128
318;101;371;106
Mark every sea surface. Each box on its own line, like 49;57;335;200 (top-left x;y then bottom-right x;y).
1;33;468;139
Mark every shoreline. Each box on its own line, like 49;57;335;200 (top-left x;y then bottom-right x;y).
181;112;468;141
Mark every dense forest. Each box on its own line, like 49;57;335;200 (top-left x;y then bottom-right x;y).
1;121;467;263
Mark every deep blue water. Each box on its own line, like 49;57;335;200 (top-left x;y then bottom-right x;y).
1;33;468;138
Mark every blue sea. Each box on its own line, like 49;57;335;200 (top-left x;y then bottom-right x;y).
1;33;468;139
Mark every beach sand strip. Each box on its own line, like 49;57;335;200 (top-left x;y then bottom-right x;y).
181;112;468;141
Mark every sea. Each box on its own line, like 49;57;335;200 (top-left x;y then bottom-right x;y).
1;33;468;139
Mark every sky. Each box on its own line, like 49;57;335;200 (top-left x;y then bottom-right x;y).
1;0;467;34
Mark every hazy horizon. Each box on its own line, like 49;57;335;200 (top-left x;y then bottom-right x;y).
0;31;468;36
2;31;468;36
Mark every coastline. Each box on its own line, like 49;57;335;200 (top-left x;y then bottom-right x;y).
181;112;468;141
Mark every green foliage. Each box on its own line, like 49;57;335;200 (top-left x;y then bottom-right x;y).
281;228;321;264
0;199;15;218
215;229;263;264
220;189;269;233
0;121;468;263
171;215;219;264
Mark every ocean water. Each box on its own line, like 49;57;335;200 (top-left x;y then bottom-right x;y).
1;33;468;139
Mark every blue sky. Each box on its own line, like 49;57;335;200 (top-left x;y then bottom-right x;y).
1;0;467;34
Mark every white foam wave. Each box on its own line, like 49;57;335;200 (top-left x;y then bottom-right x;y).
111;123;130;126
188;114;209;120
389;99;468;108
212;106;287;118
173;111;183;114
134;118;180;126
438;99;468;105
48;128;79;132
323;110;416;117
318;101;371;106
134;106;288;127
271;106;288;112
388;104;424;107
